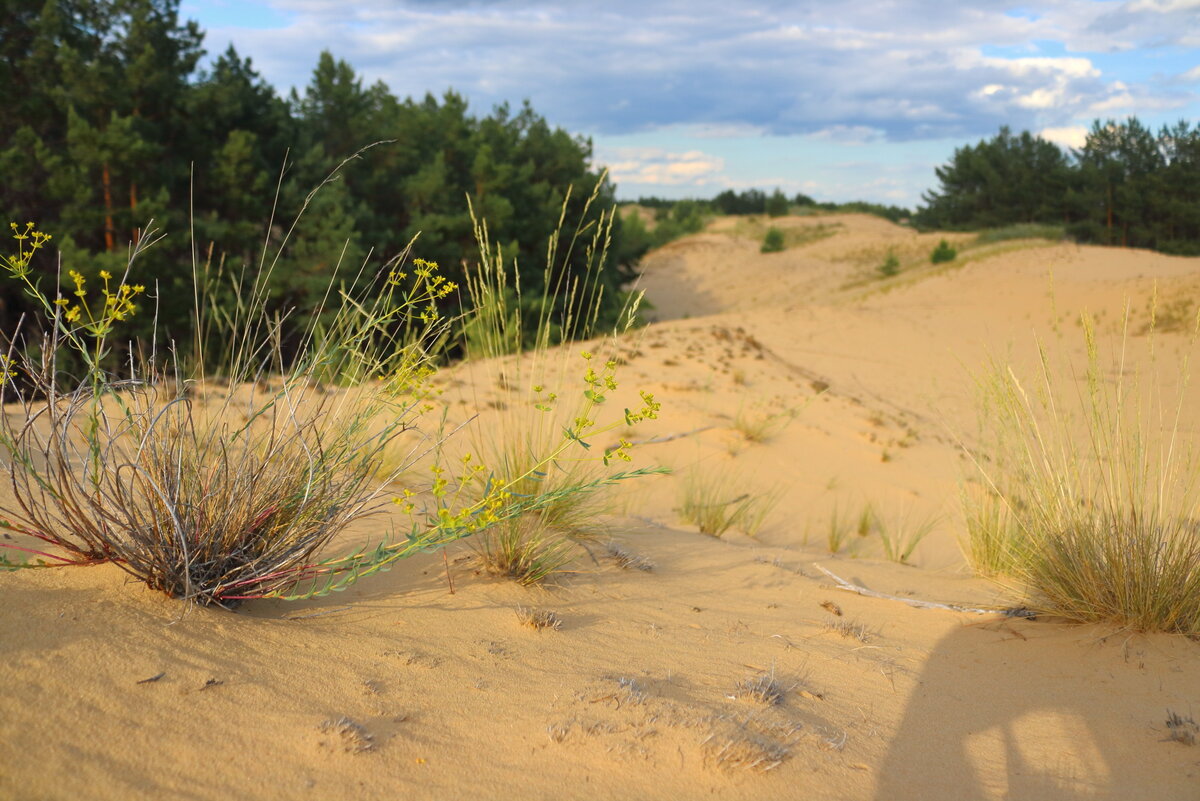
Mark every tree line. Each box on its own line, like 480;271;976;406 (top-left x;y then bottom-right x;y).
1;0;629;360
917;119;1200;255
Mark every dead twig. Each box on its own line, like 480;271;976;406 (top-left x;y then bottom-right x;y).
812;563;1003;616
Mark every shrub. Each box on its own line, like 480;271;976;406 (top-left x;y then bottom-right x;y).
877;250;900;278
962;309;1200;634
760;227;786;253
930;239;957;264
0;220;463;605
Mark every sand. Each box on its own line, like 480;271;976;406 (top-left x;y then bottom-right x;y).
3;213;1199;800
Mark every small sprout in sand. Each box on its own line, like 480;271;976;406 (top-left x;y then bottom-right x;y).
1166;710;1198;746
731;672;786;706
516;606;562;631
318;716;375;754
603;542;655;572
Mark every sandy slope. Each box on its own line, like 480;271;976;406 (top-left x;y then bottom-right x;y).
3;214;1200;800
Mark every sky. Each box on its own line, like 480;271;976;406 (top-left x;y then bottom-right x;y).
182;0;1200;207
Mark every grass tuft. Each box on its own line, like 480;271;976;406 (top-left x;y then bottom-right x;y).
603;541;655;572
515;606;563;631
962;306;1200;634
1166;710;1198;746
732;672;786;706
318;717;376;754
679;466;781;538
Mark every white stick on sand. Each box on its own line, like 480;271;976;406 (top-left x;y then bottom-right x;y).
812;563;1005;616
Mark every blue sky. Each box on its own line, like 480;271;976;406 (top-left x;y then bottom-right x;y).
182;0;1200;207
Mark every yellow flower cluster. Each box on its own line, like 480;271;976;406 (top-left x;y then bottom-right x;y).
57;268;145;332
5;222;144;338
3;222;52;280
386;258;459;325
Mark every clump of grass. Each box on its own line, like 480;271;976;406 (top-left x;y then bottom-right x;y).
962;306;1200;634
825;617;872;643
474;515;577;586
930;239;957;264
875;507;937;564
679;466;781;537
733;405;796;443
825;501;855;554
1166;710;1198;746
516;605;562;631
318;717;376;753
760;227;786;253
603;541;654;571
732;672;786;706
702;720;793;772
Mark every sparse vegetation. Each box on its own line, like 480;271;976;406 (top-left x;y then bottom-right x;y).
702;719;794;772
455;189;668;585
825;617;872;643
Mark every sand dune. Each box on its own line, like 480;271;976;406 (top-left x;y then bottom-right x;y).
3;214;1199;800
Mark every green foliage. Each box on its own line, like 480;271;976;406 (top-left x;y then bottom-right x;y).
972;224;1065;245
765;189;790;217
760;227;786;253
0;2;629;363
930;239;957;264
877;249;900;277
918;118;1200;255
615;201;708;263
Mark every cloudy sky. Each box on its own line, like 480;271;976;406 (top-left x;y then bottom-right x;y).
183;0;1200;207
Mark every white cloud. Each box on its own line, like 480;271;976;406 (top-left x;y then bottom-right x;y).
807;125;886;145
1039;125;1088;148
598;147;727;186
197;1;1198;145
